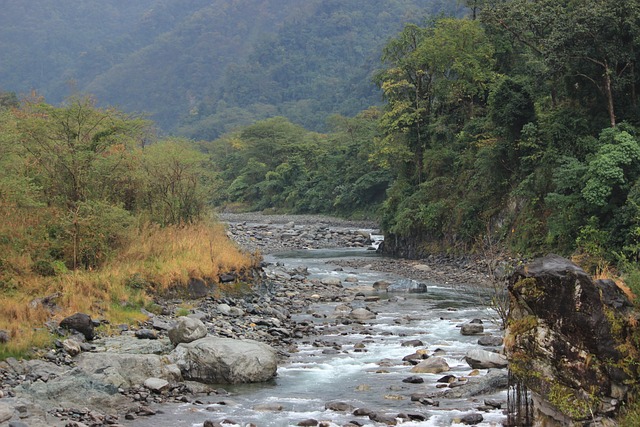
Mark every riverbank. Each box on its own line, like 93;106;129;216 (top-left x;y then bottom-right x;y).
0;214;507;427
219;212;494;287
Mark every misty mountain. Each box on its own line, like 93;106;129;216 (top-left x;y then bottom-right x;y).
0;0;463;136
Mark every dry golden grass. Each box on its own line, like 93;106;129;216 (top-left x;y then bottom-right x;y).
0;217;257;359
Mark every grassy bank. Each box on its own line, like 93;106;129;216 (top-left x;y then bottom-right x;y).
0;218;257;359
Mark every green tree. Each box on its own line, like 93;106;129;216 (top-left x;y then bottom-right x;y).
375;19;495;183
140;139;215;225
16;96;150;268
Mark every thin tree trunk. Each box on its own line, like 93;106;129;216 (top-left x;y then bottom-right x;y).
604;62;616;127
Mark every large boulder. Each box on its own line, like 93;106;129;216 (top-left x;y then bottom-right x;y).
464;349;508;369
59;313;94;340
75;352;182;388
168;316;207;346
506;255;637;425
460;322;484;335
170;336;277;384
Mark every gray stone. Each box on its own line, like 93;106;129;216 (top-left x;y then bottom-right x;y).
320;277;342;286
62;338;82;356
135;329;158;340
461;413;483;425
170;336;277;384
349;308;376;321
252;403;284;411
168;316;207;346
369;412;398;425
0;402;13;423
372;280;390;291
477;335;503;346
144;377;170;392
464;349;508;369
460;323;484;335
432;370;508;398
324;401;354;412
75;352;182;388
387;279;427;293
152;318;173;331
410;357;450;374
92;336;173;354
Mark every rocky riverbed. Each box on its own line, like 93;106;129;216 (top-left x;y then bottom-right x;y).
0;214;508;427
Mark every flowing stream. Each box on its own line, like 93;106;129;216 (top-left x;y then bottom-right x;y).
126;248;507;427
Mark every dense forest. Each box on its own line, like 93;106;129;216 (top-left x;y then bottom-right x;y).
210;0;640;276
3;0;640;271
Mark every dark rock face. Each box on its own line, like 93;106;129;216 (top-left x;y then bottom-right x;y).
506;254;637;425
59;313;94;340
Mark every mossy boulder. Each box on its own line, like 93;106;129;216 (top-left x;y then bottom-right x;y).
505;255;638;425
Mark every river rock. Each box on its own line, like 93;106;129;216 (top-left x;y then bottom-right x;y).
144;377;170;392
349;308;376;321
0;402;12;423
92;336;173;354
59;313;94;340
372;280;390;291
62;338;82;356
75;352;182;388
253;403;284;411
401;339;424;347
402;375;424;384
168;316;207;346
324;401;354;412
460;322;484;335
410;357;450;374
369;412;398;425
477;335;503;346
297;419;318;426
387;279;427;293
321;277;342;286
170;336;277;384
461;413;483;425
433;370;509;399
464;349;508;369
135;328;158;340
14;368;132;414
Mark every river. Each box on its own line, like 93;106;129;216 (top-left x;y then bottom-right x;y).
126;247;507;427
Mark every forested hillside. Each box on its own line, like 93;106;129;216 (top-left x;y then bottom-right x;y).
0;0;462;134
372;0;640;269
209;0;640;278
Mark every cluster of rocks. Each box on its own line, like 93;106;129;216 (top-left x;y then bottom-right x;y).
334;255;493;288
219;212;380;252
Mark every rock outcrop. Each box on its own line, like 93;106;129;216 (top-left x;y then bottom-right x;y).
506;255;638;425
170;336;278;384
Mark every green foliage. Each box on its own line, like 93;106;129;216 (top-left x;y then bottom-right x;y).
140;139;215;225
0;98;216;273
208;111;389;217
